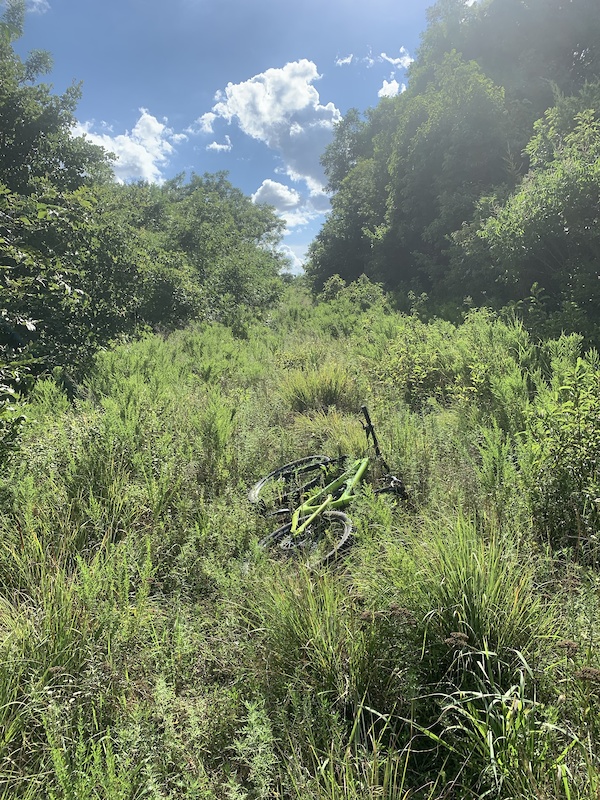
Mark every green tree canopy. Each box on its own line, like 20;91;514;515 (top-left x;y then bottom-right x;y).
307;0;600;339
450;86;600;340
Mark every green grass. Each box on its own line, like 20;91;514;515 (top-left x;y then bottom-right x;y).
1;284;599;797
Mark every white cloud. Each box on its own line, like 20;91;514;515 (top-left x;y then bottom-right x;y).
278;243;306;275
206;135;232;152
252;179;301;209
192;60;341;194
74;109;179;183
364;50;376;68
190;111;217;135
378;79;406;98
380;47;413;69
26;0;50;12
339;47;414;72
280;205;324;229
252;178;329;229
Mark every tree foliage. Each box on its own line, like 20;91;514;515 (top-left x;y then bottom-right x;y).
0;1;111;194
0;3;286;390
307;0;600;338
450;84;600;340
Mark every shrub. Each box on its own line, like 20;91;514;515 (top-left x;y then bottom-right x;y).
523;351;600;561
280;363;363;414
377;309;535;433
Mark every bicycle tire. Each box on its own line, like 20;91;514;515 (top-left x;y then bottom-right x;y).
248;455;333;506
258;510;353;567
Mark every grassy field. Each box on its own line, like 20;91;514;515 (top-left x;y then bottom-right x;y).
1;281;599;798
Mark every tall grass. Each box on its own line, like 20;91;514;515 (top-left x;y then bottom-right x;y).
280;362;364;414
414;515;555;685
0;285;599;796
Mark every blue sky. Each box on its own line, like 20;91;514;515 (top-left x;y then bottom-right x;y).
14;0;433;271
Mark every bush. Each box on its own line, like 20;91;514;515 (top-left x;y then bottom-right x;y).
523;350;600;561
377;309;535;433
280;363;364;414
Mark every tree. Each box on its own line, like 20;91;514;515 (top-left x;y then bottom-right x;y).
308;0;600;318
321;108;370;193
306;158;387;290
151;172;286;320
412;0;600;113
0;2;124;379
308;54;511;294
0;3;286;381
450;87;600;339
0;2;112;194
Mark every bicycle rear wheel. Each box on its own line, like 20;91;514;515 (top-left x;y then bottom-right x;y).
248;455;334;508
258;510;353;568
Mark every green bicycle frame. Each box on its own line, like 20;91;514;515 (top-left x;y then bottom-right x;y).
290;457;370;537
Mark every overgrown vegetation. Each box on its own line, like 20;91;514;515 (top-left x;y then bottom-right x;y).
1;281;599;798
1;0;599;795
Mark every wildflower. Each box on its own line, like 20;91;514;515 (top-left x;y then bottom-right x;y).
388;604;417;625
557;639;579;656
574;666;600;685
444;631;469;649
359;609;385;622
444;632;469;650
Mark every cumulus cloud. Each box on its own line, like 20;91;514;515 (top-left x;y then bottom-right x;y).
335;54;354;66
378;79;406;98
191;112;217;134
74;109;179;183
252;178;328;229
206;135;232;152
191;60;341;194
278;243;306;275
252;179;301;209
283;207;322;228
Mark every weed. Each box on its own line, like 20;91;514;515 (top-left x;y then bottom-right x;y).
280;362;363;414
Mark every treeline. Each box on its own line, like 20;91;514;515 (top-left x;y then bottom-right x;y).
0;0;285;389
307;0;600;341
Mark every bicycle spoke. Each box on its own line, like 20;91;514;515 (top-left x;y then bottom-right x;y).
248;455;335;508
251;407;403;568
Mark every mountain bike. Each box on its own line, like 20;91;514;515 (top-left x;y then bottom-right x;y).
248;406;405;567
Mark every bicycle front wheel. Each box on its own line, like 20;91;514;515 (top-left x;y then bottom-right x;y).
248;455;334;508
258;510;353;568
